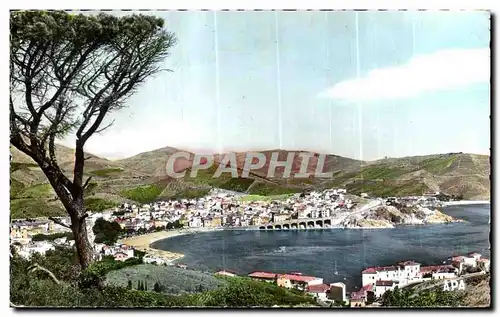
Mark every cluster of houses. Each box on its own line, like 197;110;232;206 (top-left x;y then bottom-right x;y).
349;252;491;307
385;192;446;208
99;188;357;231
217;251;491;307
10;188;453;245
228;270;349;305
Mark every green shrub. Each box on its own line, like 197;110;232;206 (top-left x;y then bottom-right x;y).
16;183;54;199
381;286;465;307
120;184;163;203
247;182;302;196
92;218;122;244
10;178;25;198
32;232;74;242
88;168;123;177
10;199;66;219
84;197;116;212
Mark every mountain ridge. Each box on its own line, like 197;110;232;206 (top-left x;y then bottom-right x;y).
10;144;490;219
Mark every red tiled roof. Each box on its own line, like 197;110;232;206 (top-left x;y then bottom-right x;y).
376;280;395;287
282;274;319;282
307;284;330;293
479;258;490;263
420;265;455;273
451;256;466;262
248;271;319;282
362;266;399;274
468;252;481;256
360;284;373;292
248;272;277;279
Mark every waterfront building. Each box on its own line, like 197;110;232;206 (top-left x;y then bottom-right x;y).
143;255;166;265
398;260;421;281
189;217;203;228
451;254;480;271
362;261;427;297
420;265;457;280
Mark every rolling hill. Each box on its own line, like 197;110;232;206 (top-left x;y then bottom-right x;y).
10;144;491;219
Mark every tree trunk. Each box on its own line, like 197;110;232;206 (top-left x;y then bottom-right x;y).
70;205;95;270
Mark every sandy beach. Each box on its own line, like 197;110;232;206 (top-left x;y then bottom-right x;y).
119;227;223;263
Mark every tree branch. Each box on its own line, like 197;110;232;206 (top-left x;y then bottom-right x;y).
48;217;71;229
28;263;61;285
83;176;93;190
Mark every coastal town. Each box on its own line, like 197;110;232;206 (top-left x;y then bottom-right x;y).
9;187;489;306
10;187;463;262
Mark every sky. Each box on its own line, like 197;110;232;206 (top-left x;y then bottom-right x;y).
60;10;491;161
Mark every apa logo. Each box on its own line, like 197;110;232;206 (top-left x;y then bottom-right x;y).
443;280;465;291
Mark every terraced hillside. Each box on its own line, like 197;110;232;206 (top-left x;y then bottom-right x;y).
10;143;490;219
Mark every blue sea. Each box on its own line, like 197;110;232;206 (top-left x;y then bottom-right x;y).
152;204;490;291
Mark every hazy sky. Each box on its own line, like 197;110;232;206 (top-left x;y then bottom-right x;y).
61;10;491;161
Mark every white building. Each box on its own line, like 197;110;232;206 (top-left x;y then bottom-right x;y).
452;255;479;272
189;217;203;228
398;261;421;281
375;280;398;298
143;255;166;265
362;261;424;296
362;266;403;287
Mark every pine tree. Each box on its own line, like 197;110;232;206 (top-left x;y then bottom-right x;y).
144;280;148;291
127;280;132;289
154;282;160;292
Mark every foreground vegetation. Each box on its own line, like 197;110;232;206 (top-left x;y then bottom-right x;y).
380;275;491;308
10;246;317;307
381;286;464;307
106;264;226;295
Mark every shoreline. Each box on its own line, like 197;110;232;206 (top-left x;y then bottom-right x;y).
119;227;223;263
119;201;485;262
120;220;465;261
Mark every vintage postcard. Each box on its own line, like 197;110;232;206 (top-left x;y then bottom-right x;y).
9;9;491;308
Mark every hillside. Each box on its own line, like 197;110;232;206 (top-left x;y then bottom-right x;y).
10;144;490;219
401;274;491;307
